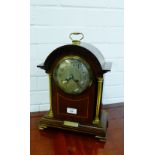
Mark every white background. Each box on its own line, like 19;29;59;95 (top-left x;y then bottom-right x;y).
0;0;155;155
30;0;124;112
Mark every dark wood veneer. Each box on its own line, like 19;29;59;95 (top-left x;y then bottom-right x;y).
37;44;111;140
43;45;103;76
38;45;106;124
52;75;97;123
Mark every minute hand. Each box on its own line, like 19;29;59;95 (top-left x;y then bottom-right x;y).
72;78;83;88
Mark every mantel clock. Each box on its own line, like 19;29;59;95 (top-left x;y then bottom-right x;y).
37;32;112;140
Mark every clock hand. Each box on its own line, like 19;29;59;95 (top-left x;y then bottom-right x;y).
65;74;82;88
64;74;73;82
67;74;73;81
72;77;83;88
71;74;80;83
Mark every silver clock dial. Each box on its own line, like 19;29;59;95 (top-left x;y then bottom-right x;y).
53;56;92;94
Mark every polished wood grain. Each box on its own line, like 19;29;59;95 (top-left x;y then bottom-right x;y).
38;45;106;123
30;103;124;155
37;44;111;132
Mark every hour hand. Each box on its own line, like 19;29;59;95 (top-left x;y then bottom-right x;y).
62;75;73;84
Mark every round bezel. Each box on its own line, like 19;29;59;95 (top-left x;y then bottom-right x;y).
53;56;93;94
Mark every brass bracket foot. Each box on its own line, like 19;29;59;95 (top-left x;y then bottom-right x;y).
95;135;107;142
38;124;48;130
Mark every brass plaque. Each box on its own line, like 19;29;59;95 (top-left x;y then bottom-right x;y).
63;121;79;127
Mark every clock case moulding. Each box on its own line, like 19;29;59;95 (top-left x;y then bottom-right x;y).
37;33;112;141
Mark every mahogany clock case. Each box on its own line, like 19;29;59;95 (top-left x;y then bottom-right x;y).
37;43;111;140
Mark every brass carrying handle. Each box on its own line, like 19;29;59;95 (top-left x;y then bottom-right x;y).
69;32;84;42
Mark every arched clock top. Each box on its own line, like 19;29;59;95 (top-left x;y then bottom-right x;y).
37;44;111;76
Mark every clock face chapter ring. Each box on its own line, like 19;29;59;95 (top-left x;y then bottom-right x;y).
53;56;93;95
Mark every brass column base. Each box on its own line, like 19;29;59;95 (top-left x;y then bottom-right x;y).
47;110;54;118
41;110;53;119
92;118;100;125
